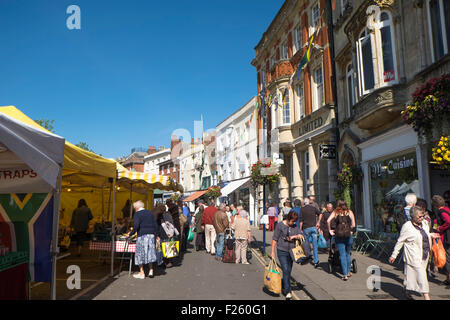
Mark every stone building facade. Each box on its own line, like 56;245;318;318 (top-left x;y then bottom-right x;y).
333;0;450;230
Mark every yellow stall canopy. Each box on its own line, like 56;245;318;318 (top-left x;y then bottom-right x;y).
116;163;184;193
0;106;117;183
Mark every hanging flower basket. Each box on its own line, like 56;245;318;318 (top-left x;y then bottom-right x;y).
335;163;362;208
205;186;221;200
401;73;450;141
250;160;280;187
170;192;181;202
430;135;450;170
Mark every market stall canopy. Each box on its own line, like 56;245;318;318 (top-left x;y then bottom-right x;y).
0;106;117;186
0;112;65;193
183;190;207;202
116;163;183;193
220;178;250;197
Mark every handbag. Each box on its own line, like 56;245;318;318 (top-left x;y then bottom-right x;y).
290;240;306;263
187;227;194;242
155;237;164;265
161;238;180;258
318;233;327;249
432;238;447;268
264;258;282;294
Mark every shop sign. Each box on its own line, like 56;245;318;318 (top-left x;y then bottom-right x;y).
370;154;416;178
319;144;336;160
299;116;324;137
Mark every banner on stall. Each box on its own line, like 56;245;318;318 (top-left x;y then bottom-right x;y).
0;193;54;282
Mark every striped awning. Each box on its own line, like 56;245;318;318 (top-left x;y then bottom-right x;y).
116;164;183;193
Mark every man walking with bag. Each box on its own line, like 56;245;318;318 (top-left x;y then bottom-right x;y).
213;203;229;261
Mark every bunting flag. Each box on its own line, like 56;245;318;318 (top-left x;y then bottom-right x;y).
266;94;272;108
256;95;262;109
297;31;316;80
0;193;54;282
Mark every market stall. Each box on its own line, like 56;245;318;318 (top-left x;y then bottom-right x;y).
0;106;117;299
0;110;65;300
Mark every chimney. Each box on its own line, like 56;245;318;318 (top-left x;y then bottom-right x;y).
147;146;157;155
171;136;182;158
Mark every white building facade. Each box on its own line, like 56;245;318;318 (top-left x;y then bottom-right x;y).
216;97;258;225
143;148;171;176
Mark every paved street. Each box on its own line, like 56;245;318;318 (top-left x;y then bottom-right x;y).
252;227;450;300
92;241;309;300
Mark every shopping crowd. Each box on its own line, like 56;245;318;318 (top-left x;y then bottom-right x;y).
263;193;450;300
118;198;252;279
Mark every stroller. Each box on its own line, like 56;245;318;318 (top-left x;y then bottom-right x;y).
327;239;357;275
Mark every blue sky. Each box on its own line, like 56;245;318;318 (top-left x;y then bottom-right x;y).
0;0;284;158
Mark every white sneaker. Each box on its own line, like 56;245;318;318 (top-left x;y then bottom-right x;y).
242;261;250;265
286;293;292;299
133;273;145;279
148;269;154;278
236;260;239;264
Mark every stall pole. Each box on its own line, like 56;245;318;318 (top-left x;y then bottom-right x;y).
50;167;63;300
106;182;112;221
146;185;149;209
129;184;133;217
101;185;105;223
110;178;116;277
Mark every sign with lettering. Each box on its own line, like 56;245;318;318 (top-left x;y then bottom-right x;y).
0;166;50;193
299;116;324;136
370;152;417;180
319;144;337;160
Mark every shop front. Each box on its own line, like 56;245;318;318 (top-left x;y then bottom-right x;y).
359;125;429;233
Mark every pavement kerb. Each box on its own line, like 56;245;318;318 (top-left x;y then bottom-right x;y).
250;235;331;300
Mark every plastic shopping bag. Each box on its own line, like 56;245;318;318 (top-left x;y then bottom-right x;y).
161;239;180;259
264;258;282;294
432;238;447;269
318;233;328;249
187;227;194;242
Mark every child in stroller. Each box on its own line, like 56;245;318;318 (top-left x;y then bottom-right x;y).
327;237;357;275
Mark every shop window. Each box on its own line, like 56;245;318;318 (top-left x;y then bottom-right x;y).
296;83;305;120
346;63;355;118
427;0;450;62
369;151;419;235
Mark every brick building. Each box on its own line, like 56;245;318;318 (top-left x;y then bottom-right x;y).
251;0;338;210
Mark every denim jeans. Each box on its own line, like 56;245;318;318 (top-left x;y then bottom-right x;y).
304;227;319;264
277;249;293;295
216;233;225;258
335;235;353;276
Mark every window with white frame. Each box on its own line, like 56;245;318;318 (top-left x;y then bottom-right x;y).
346;63;355;118
426;0;450;62
281;41;289;60
296;83;305;120
282;89;291;124
305;151;310;181
357;28;375;95
295;24;302;54
312;3;320;31
377;12;397;84
312;65;324;112
270;54;276;70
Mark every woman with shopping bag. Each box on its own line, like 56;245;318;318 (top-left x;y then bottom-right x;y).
431;195;450;286
389;206;441;300
271;210;304;300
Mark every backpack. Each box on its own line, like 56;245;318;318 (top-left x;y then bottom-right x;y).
222;239;235;263
335;214;351;238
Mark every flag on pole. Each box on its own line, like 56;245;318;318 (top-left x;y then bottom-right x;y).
282;88;289;107
297;32;316;80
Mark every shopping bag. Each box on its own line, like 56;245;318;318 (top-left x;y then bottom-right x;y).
187;227;194;242
264;258;282;294
161;239;179;258
290;240;306;263
432;238;447;269
318;233;327;249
